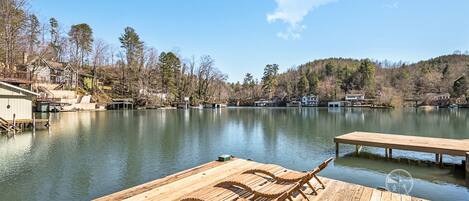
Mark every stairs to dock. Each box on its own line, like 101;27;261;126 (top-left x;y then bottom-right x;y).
0;117;15;133
0;117;10;130
37;86;54;98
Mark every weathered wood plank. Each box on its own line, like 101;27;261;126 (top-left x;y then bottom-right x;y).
94;160;234;201
95;158;429;201
369;189;383;201
124;159;261;201
334;131;469;156
359;188;374;201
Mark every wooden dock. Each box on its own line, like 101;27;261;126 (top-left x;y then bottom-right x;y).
1;117;49;134
334;132;469;166
94;158;428;201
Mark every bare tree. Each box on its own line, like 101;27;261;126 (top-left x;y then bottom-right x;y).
0;0;28;73
196;55;227;103
91;39;109;93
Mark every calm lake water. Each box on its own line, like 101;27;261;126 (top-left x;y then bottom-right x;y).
1;108;469;201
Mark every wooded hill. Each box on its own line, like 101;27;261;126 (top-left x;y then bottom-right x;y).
232;54;469;107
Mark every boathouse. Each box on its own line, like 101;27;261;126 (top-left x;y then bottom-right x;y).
0;81;38;121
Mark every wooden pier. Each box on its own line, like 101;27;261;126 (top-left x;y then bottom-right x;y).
0;117;49;134
334;132;469;166
94;158;427;201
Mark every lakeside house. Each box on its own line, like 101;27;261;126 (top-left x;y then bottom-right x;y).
328;101;351;107
0;81;38;121
16;55;77;88
422;92;451;106
301;95;319;106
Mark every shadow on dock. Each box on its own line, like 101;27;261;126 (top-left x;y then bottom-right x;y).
335;152;468;186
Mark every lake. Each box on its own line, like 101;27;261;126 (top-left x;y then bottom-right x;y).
1;108;469;201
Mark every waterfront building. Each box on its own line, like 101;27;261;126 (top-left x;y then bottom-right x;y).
301;95;319;106
0;81;38;121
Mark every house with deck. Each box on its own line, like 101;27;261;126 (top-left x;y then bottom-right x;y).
16;56;77;87
301;95;319;106
422;92;451;106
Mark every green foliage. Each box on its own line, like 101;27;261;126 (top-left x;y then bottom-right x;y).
297;73;309;96
357;59;376;90
308;72;319;94
261;64;279;98
159;51;181;98
325;63;334;76
83;77;93;91
68;23;93;53
442;64;450;80
49;18;59;42
27;14;40;52
243;73;255;89
452;76;468;97
119;27;144;67
68;23;93;68
49;17;61;60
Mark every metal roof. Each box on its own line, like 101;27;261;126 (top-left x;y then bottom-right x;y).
0;81;39;96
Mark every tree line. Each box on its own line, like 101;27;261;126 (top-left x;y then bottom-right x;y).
1;0;468;107
0;0;228;106
231;55;469;106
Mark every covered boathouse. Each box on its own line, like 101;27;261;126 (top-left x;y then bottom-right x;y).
0;81;38;121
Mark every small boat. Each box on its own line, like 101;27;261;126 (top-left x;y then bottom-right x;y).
190;104;203;109
286;101;301;107
418;105;438;111
449;104;459;109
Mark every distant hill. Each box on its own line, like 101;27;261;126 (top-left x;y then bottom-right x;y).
271;54;469;106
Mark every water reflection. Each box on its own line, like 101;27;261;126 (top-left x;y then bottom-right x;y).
0;108;468;201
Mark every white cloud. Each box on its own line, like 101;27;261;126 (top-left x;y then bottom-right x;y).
267;0;337;40
384;1;399;9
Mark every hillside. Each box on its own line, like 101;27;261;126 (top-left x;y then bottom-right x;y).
237;54;469;106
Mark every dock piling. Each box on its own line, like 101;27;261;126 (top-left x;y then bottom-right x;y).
355;145;362;156
439;154;443;168
335;142;339;158
32;114;36;129
466;152;469;179
12;114;16;134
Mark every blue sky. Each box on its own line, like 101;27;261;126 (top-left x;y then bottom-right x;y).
31;0;469;82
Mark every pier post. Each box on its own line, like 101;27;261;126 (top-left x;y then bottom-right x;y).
355;145;362;156
32;114;36;129
335;142;339;158
12;114;16;134
389;148;393;159
385;148;389;158
435;153;440;165
466;152;469;177
439;154;443;168
46;112;51;128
